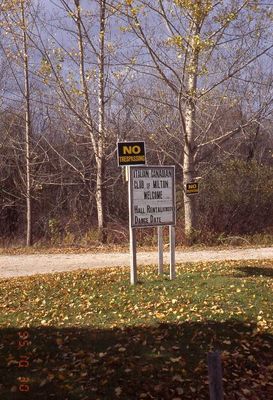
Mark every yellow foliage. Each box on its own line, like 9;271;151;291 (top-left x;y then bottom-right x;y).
0;0;20;12
130;7;140;17
199;65;208;75
166;35;185;51
39;57;51;77
191;35;214;51
174;0;213;22
215;11;238;25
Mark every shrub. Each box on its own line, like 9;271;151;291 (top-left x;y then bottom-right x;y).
198;159;273;236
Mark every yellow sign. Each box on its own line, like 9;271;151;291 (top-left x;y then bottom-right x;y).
186;182;199;194
117;141;146;166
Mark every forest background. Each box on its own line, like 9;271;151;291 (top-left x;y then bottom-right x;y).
0;0;273;248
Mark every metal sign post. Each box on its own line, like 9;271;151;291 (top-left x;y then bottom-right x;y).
169;225;176;280
158;226;163;274
128;166;137;284
118;141;146;285
129;226;137;285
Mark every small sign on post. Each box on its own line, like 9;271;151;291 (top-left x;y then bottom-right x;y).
186;182;199;195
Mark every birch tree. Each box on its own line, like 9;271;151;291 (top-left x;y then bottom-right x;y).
74;0;107;242
0;0;34;245
123;0;273;242
21;0;32;245
35;0;124;242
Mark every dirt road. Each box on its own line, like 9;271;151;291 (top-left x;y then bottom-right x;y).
0;247;272;279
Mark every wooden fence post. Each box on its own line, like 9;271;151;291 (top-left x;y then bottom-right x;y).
207;351;224;400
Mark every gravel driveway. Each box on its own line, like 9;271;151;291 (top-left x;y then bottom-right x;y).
0;247;272;279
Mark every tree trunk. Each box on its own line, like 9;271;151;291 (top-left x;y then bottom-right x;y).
96;149;106;243
183;22;199;243
21;1;32;246
97;0;106;243
75;0;106;243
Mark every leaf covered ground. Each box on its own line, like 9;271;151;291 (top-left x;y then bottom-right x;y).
0;259;272;399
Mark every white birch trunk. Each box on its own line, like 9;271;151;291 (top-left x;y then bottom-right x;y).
183;22;199;242
97;0;106;242
21;1;32;246
75;0;106;242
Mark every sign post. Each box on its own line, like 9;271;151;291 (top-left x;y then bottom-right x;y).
128;167;137;284
208;351;224;400
158;226;163;275
169;225;176;280
129;226;137;285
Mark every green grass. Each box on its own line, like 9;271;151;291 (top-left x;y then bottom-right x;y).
0;260;272;399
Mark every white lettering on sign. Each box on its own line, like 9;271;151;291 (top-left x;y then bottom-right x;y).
130;166;176;228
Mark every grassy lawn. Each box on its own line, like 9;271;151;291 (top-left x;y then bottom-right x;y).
0;259;272;399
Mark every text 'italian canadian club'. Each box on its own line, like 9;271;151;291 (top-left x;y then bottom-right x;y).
129;166;176;228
